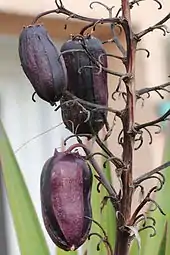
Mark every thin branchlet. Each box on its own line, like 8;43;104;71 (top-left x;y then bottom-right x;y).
136;82;170;98
135;109;170;131
136;48;150;58
56;91;123;118
116;0;162;17
129;186;163;225
134;161;170;186
32;4;121;25
136;13;170;39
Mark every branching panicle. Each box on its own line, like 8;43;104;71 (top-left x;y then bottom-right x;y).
24;1;170;255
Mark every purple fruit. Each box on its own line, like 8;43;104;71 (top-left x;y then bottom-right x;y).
60;35;108;135
19;24;67;105
40;149;93;251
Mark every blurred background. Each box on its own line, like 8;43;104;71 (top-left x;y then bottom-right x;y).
0;0;170;254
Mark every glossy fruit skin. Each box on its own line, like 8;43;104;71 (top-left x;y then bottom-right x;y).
60;35;108;135
40;149;93;251
19;24;67;105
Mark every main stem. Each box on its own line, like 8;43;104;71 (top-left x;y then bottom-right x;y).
114;1;136;254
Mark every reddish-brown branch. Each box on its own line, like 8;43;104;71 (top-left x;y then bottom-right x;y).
122;0;131;25
114;0;136;255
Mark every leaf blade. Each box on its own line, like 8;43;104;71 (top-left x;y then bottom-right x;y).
99;159;116;254
0;119;50;255
134;136;170;255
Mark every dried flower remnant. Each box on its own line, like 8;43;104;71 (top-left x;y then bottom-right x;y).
40;149;93;251
19;24;67;105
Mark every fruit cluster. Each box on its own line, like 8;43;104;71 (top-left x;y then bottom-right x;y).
19;24;108;251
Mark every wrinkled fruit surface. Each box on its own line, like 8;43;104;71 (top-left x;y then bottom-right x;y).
41;149;93;251
60;35;108;135
19;24;67;105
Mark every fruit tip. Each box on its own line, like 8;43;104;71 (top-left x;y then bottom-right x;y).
54;148;59;156
70;245;76;251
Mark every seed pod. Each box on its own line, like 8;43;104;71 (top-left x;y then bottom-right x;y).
60;35;108;135
60;93;107;135
41;149;93;251
19;24;67;105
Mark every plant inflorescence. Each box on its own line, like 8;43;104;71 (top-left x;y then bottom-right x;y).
18;1;170;254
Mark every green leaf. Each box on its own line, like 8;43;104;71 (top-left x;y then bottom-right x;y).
141;140;170;255
83;168;102;255
99;159;116;254
131;135;170;255
158;222;167;255
83;152;116;255
0;119;50;255
165;215;170;254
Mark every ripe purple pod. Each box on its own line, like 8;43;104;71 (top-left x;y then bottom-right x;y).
60;35;108;135
19;24;67;105
40;149;93;251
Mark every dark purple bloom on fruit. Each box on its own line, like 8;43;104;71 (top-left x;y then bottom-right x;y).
60;35;108;135
41;149;93;251
19;24;67;105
